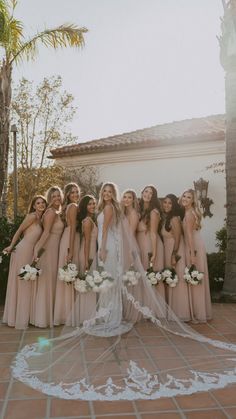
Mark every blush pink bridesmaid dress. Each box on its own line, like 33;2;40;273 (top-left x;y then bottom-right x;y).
161;221;191;321
54;203;80;326
33;210;64;328
136;211;166;308
78;218;98;324
183;211;212;323
3;222;42;329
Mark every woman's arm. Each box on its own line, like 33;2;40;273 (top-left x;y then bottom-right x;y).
3;213;37;253
66;203;78;263
149;210;159;263
33;209;56;260
184;211;197;266
83;218;93;270
129;209;139;235
170;216;181;267
99;205;113;262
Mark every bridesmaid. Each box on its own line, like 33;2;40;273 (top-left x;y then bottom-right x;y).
180;189;212;323
33;186;64;328
2;195;47;329
136;185;166;312
54;183;80;326
160;194;191;321
77;195;98;324
121;189;142;322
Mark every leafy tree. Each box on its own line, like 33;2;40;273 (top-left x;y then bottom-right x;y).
0;0;87;203
219;0;236;295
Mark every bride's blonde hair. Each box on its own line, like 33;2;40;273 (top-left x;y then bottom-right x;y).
98;182;121;224
179;188;202;230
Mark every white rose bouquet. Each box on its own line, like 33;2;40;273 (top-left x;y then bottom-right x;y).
58;263;78;285
18;248;44;281
74;260;114;293
184;265;204;285
122;266;141;286
162;268;179;287
146;253;163;286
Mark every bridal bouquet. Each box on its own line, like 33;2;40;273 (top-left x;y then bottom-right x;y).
58;262;78;285
122;266;141;286
74;261;114;293
161;268;179;287
18;263;42;281
184;265;204;285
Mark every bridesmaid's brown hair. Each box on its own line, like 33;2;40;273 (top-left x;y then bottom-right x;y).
28;195;47;214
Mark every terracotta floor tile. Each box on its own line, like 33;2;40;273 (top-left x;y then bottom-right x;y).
211;386;236;406
5;399;47;419
0;332;21;342
93;400;135;414
225;407;236;418
184;410;227;419
96;416;137;419
0;353;15;366
135;397;176;412
175;392;217;409
50;399;90;417
0;381;9;399
0;365;10;380
9;381;46;399
141;413;181;419
0;342;19;353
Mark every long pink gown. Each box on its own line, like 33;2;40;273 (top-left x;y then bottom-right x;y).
161;220;191;321
182;211;212;323
136;211;166;312
3;221;42;329
78;218;97;324
54;204;80;326
33;210;64;328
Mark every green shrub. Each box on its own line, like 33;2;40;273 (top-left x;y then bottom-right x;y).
215;225;227;252
207;252;225;293
0;216;23;304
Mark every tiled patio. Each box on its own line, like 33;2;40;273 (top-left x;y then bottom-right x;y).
1;304;236;419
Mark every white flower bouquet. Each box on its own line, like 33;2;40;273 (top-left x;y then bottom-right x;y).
0;250;8;264
122;266;141;286
146;253;162;286
18;263;42;281
162;268;179;287
58;263;78;285
74;261;114;293
184;265;204;285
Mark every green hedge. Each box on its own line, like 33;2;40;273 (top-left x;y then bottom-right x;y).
207;252;225;294
0;216;23;304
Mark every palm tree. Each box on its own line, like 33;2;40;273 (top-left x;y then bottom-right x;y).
219;0;236;296
0;0;87;205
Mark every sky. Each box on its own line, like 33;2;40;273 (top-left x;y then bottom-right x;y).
14;0;225;143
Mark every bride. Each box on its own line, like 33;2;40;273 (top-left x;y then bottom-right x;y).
12;182;236;401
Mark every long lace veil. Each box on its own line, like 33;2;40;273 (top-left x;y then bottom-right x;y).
12;217;236;400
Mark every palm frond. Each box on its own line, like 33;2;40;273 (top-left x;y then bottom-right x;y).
0;0;11;46
10;24;88;65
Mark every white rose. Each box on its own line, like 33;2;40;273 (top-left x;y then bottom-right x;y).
169;282;177;287
191;270;198;278
68;263;77;272
184;267;189;274
24;264;32;273
197;273;204;281
94;275;103;284
122;274;128;282
101;271;109;278
24;272;31;281
150;277;157;285
149;272;156;279
156;272;162;281
135;272;141;279
30;274;37;281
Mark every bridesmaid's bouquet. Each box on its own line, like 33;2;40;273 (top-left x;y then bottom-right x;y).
122;266;141;286
146;253;162;286
18;249;45;281
18;263;42;281
184;265;204;285
58;263;78;285
74;261;114;293
161;268;179;287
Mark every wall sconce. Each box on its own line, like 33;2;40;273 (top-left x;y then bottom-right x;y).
193;177;214;218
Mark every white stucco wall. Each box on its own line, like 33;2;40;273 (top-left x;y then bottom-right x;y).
55;139;225;253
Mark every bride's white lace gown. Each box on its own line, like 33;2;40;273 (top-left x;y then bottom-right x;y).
11;215;236;401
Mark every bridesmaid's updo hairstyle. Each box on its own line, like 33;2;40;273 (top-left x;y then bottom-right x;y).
46;186;63;207
98;182;121;224
61;183;80;223
121;189;139;215
77;195;96;235
139;185;162;227
28;195;47;214
179;188;202;230
161;194;183;232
